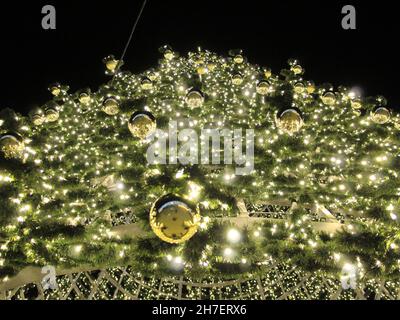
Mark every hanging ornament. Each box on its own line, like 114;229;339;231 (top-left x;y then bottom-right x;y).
45;102;59;122
102;97;120;115
321;91;336;106
293;82;305;94
0;133;24;159
149;194;201;244
306;81;316;94
128;111;156;139
256;80;272;95
164;49;175;60
232;73;243;86
371;106;390;124
141;77;153;90
79;90;91;105
186;89;204;108
103;55;122;74
351;98;363;110
147;71;158;82
233;54;244;64
276;108;304;134
31;109;45;126
291;64;303;75
48;83;62;97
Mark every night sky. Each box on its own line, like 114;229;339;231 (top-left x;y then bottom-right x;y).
0;1;398;115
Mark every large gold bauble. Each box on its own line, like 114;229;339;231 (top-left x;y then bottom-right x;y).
371;107;390;124
256;80;272;95
306;81;316;94
291;64;303;75
276;108;303;134
45;104;59;122
45;109;59;122
164;50;174;60
232;73;243;85
186;90;204;108
106;60;118;72
141;77;153;90
79;92;91;105
49;83;61;97
321;91;336;106
0;133;25;159
293;82;305;94
233;54;244;64
102;97;120;115
128;111;156;139
147;72;158;81
103;55;120;72
31;109;45;126
150;195;201;244
351;98;363;110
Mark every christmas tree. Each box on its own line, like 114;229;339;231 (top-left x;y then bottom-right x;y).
1;47;400;300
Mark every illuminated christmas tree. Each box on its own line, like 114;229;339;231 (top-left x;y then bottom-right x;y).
0;46;400;300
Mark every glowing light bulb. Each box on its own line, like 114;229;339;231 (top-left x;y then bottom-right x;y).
227;229;241;244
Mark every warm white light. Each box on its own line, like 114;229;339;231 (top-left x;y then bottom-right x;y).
227;229;241;244
223;248;234;258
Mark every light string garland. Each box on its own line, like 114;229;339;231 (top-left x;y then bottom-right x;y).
0;47;399;289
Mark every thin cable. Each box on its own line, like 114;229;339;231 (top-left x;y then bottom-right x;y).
112;0;148;84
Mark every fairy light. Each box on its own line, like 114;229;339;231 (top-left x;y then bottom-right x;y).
227;229;241;244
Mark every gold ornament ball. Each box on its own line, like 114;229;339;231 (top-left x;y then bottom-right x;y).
321;91;336;106
128;111;156;139
232;73;243;86
306;82;316;94
104;56;119;72
150;195;201;244
31;109;45;126
351;98;363;110
233;54;244;64
102;97;120;115
49;83;61;96
164;50;174;60
371;107;390;124
148;72;158;82
79;92;91;105
256;80;272;95
294;82;305;94
0;133;25;159
141;77;153;90
186;90;204;108
291;64;303;75
276;108;303;134
45;106;59;122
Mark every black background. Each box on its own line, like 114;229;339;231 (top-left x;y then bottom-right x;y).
0;0;398;115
